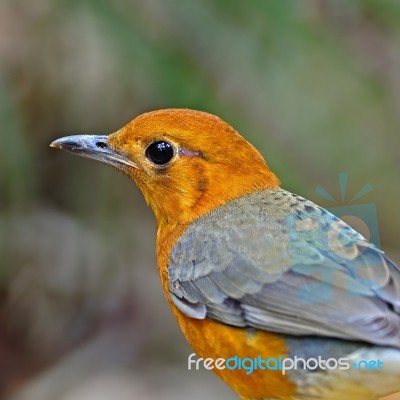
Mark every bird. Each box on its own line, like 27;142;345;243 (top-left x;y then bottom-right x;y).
50;109;400;400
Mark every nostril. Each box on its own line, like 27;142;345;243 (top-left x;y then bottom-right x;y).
96;141;107;149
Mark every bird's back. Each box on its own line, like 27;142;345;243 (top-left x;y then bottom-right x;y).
168;188;400;399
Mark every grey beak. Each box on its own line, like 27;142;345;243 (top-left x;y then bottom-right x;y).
50;135;137;169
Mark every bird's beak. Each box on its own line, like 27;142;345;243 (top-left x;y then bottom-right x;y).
50;135;137;169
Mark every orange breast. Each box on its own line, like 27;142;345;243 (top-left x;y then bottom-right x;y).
157;221;295;399
173;310;296;399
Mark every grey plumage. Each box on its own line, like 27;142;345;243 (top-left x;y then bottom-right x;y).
168;189;400;347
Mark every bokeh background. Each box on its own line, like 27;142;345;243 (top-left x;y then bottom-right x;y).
1;1;399;399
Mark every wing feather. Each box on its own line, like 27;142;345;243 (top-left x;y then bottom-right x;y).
168;189;400;347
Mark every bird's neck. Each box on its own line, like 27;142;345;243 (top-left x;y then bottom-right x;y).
154;165;279;286
156;165;279;231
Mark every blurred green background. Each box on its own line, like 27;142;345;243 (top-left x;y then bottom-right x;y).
1;1;399;399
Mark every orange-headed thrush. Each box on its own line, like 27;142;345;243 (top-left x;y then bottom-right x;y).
51;109;400;400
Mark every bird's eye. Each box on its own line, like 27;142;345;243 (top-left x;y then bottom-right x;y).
146;140;174;166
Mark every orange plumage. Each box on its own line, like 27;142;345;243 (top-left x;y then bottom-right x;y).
51;109;400;400
107;110;290;398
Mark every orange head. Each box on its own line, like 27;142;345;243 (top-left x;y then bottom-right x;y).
51;109;279;226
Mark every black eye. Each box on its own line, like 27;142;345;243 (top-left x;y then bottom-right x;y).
146;140;174;166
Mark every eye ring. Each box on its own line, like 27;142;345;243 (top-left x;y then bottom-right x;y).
145;140;175;166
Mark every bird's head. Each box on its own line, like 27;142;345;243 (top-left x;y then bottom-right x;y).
51;109;279;226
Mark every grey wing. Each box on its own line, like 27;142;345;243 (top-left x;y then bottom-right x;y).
168;189;400;348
